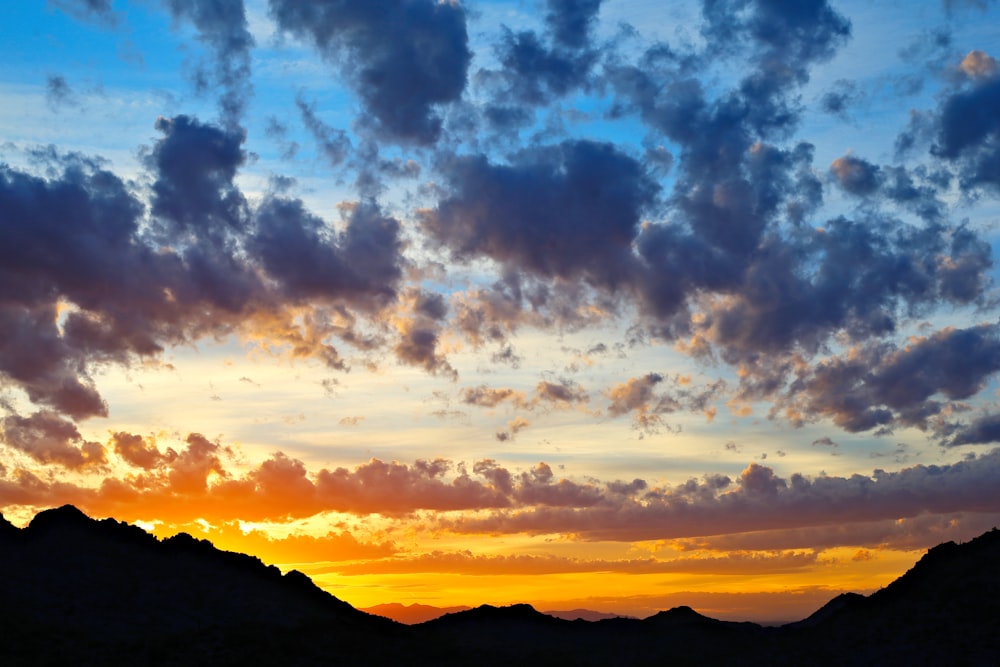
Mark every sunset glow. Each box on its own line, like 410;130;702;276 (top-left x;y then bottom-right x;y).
2;0;1000;623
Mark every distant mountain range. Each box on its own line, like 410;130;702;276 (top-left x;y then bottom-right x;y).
2;505;998;665
360;602;628;624
359;602;473;624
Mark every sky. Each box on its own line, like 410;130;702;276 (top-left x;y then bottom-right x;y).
2;0;1000;624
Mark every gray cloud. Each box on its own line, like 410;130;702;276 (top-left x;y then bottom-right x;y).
162;0;254;124
269;0;471;145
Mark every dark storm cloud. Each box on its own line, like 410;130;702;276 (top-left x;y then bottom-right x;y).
702;0;851;84
147;115;249;241
545;0;603;50
422;140;659;290
606;0;850;276
0;112;411;426
931;70;1000;191
698;209;992;373
487;28;596;106
0;156;149;419
249;198;402;310
268;0;471;145
948;413;1000;446
162;0;254;124
480;0;603;110
785;323;1000;433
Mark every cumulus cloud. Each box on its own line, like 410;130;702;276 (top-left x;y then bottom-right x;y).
422;140;659;291
830;154;882;195
111;432;175;469
947;412;1000;446
0;410;105;469
268;0;471;144
476;0;604;120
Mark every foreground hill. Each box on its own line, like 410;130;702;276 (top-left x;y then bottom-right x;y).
1;506;998;665
0;506;409;665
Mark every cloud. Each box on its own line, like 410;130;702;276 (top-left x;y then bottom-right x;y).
819;79;862;119
110;432;175;469
268;0;471;144
534;379;589;407
250;198;402;311
958;50;997;79
441;448;1000;541
295;95;351;168
830;154;882;195
476;0;603;116
323;548;816;577
423;140;659;291
930;61;1000;191
675;511;1000;552
50;0;118;26
461;386;527;409
947;412;1000;446
1;410;106;469
606;373;665;417
3;429;1000;544
147;114;249;241
45;75;78;112
162;0;254;124
781;324;1000;434
604;373;679;433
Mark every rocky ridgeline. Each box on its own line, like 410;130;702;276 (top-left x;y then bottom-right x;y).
1;506;998;665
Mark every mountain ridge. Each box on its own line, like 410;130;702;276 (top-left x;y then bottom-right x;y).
1;506;998;665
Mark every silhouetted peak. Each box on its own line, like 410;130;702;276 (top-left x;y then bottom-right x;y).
0;513;18;537
426;602;557;628
26;504;93;532
785;592;868;629
646;605;711;624
544;608;630;622
471;603;543;619
872;526;1000;605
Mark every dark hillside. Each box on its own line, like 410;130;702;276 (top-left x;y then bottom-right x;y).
1;506;997;666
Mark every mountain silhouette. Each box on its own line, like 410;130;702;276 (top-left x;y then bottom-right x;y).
360;602;472;624
1;506;998;665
